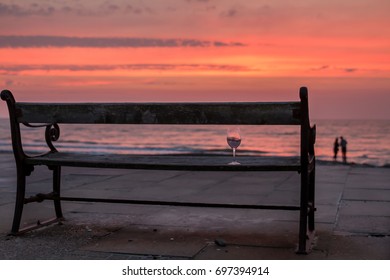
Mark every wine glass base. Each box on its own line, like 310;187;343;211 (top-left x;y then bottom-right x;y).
228;161;241;165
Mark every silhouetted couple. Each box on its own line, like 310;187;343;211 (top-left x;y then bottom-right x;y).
333;136;347;163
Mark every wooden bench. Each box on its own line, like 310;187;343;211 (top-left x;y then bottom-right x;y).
1;87;316;254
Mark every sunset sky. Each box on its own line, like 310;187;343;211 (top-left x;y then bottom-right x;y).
0;0;389;119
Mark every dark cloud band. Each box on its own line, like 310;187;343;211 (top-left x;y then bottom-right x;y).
0;63;251;73
0;35;245;48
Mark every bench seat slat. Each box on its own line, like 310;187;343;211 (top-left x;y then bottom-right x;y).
25;153;301;172
15;102;301;125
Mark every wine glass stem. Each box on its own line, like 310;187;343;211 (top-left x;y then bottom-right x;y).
233;148;236;159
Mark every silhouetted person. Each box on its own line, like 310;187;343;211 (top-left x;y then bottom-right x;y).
340;136;348;163
333;137;339;159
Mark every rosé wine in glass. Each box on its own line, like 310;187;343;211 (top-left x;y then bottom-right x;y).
227;127;241;165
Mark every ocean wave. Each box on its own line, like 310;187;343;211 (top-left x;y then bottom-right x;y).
316;159;390;168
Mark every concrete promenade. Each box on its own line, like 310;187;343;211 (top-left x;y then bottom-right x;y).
0;152;389;259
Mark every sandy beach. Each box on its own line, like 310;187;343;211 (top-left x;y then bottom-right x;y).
0;151;388;259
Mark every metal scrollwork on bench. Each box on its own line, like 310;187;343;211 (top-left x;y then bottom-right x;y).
45;123;60;152
22;122;61;156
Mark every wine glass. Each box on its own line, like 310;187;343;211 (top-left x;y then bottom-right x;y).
227;127;241;165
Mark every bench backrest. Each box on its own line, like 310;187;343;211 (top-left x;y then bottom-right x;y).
13;102;302;125
2;88;309;126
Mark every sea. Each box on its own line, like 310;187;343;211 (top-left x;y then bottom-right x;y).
0;118;389;168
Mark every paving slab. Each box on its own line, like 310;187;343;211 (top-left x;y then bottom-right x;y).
343;189;390;201
338;200;390;216
195;243;327;260
82;226;208;258
335;216;390;235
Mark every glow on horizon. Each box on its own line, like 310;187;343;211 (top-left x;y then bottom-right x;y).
0;0;389;119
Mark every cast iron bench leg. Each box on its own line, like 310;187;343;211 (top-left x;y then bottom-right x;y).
11;165;28;234
297;166;309;254
308;166;315;232
297;200;308;254
50;166;63;219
